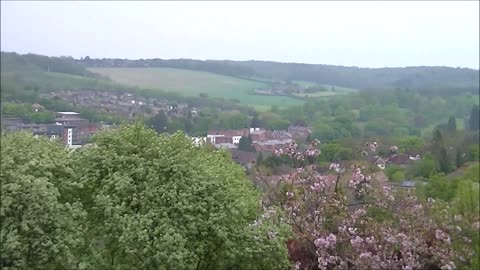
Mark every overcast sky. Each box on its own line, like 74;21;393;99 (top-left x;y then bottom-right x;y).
1;1;479;68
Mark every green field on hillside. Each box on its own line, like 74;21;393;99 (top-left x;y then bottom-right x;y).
292;80;358;98
293;80;358;91
89;67;304;108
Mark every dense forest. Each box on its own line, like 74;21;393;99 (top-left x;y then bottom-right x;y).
77;56;479;93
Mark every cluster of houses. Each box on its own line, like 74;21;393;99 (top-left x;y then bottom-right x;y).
3;108;432;192
41;90;193;119
193;126;311;152
2;112;104;149
190;126;311;171
363;141;422;170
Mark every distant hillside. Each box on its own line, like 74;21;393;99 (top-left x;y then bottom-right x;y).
88;67;304;108
2;52;96;77
1;52;134;103
0;52;264;119
77;57;480;93
0;52;185;101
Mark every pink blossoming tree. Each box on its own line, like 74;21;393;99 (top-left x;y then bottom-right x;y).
258;140;479;270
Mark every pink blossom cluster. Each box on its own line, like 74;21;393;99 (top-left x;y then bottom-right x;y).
314;233;337;248
310;181;326;192
274;139;321;162
305;148;321;157
348;165;372;199
351;208;367;220
328;163;341;172
263;141;478;270
435;229;451;244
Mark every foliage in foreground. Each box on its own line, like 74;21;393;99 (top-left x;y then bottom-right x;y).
259;142;479;270
1;126;290;270
2;127;479;270
1;132;87;269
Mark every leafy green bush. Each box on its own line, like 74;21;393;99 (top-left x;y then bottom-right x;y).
385;165;406;181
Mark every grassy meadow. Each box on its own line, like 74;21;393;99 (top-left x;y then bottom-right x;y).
88;67;304;108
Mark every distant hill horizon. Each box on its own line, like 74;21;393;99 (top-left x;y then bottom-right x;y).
3;50;479;70
2;51;479;94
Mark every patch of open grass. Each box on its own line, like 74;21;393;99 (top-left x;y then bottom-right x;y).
89;67;304;108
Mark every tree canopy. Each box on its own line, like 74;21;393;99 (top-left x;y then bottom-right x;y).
1;132;87;269
1;126;291;269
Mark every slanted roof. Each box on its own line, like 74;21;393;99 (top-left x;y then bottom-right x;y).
367;156;386;165
388;154;411;165
271;130;292;139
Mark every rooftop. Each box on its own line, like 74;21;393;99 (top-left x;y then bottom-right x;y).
54;118;87;122
57;112;80;115
255;139;292;146
215;143;237;149
250;130;266;135
208;129;246;137
18;124;47;128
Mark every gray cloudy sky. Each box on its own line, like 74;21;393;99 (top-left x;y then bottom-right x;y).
1;1;479;68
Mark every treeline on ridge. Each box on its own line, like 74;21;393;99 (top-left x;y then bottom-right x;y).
77;56;480;93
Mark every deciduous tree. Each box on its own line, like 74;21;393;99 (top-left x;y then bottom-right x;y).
1;133;86;269
72;124;290;269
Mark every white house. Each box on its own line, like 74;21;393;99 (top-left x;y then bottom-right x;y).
232;136;242;145
206;134;224;144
